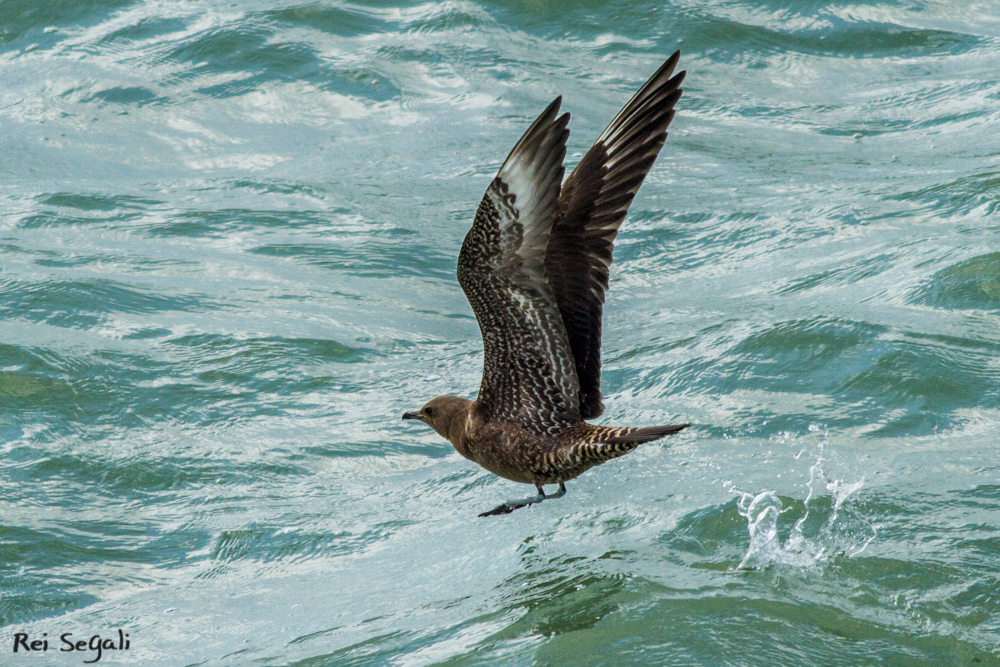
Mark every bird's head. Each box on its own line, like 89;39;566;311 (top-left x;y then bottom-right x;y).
402;395;471;441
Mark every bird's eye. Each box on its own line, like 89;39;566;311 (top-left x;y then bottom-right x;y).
424;407;435;416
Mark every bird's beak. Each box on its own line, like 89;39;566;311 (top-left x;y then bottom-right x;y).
402;411;420;420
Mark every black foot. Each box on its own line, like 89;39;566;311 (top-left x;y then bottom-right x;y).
477;484;567;518
478;492;544;517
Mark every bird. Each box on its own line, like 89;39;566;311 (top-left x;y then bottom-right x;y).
403;52;690;517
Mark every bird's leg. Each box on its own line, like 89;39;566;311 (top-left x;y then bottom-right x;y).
477;483;567;517
478;486;547;517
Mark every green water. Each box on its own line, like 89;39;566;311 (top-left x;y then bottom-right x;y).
2;0;999;665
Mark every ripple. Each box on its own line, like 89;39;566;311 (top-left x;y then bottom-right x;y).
39;192;163;211
894;171;1000;217
143;208;346;237
0;278;212;328
249;240;455;279
775;252;902;295
0;332;365;440
909;252;1000;311
18;192;160;227
263;3;387;38
1;0;135;51
207;519;414;565
86;85;166;106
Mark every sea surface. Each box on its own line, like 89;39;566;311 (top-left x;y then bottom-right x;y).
2;0;1000;665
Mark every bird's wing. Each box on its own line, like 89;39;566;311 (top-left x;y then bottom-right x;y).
458;97;581;434
544;52;685;419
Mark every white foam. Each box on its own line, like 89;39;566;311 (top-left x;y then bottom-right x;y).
729;434;876;571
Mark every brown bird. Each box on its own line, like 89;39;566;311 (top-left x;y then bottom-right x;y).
403;53;690;517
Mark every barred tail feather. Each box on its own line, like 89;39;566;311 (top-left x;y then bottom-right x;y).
567;423;690;466
604;423;689;444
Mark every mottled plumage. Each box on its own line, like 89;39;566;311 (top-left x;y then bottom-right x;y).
404;53;690;516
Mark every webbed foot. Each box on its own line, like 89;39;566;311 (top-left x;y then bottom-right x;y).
478;483;567;518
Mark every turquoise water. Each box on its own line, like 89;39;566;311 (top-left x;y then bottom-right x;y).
2;0;1000;664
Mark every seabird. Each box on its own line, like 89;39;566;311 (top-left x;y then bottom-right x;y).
404;52;690;517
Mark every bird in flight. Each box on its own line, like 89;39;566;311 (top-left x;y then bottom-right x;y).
404;53;689;517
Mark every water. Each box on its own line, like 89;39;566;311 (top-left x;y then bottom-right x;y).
2;0;1000;664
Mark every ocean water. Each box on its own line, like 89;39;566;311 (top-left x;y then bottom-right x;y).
2;0;1000;664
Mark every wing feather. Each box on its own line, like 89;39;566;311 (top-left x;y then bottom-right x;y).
545;53;685;419
458;98;580;434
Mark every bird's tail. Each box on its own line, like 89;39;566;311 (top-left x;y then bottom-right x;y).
567;423;690;465
601;423;690;444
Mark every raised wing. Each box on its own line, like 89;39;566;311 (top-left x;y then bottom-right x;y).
544;52;685;419
458;98;580;434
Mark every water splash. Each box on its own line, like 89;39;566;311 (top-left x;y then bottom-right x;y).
730;433;876;571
